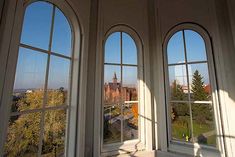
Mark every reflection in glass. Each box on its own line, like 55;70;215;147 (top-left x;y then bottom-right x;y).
191;103;216;147
122;66;138;101
167;31;185;64
14;48;47;90
105;32;121;64
20;2;53;50
171;103;191;142
122;33;137;65
52;8;72;56
12;47;47;111
4;113;41;156
168;65;188;101
42;109;67;156
189;63;211;101
103;105;121;144
104;65;121;104
48;55;70;90
123;103;138;141
185;30;207;62
47;55;70;106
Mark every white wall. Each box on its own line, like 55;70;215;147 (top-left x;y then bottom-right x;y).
212;0;235;156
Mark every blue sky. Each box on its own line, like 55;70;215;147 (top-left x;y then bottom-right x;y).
14;1;210;91
14;2;71;90
167;30;210;86
104;32;138;86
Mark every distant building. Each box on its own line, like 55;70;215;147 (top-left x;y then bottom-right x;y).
204;84;211;94
104;73;137;104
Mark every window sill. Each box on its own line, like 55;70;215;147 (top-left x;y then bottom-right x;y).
100;147;221;157
101;150;192;157
101;140;145;156
168;142;221;157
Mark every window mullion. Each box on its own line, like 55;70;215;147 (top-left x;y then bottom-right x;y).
38;5;56;156
120;32;124;143
10;105;68;117
182;30;194;142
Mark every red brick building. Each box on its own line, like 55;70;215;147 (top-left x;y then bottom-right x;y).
104;73;137;104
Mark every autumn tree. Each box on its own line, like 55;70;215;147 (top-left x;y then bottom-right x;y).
5;89;67;157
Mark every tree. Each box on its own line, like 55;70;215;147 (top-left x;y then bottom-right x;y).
191;70;208;101
170;80;190;140
191;70;213;125
171;80;185;100
171;80;189;119
5;90;67;157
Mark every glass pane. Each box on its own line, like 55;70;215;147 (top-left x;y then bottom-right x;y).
122;66;138;101
168;65;188;101
47;55;70;107
4;112;41;156
167;31;185;64
51;8;72;57
191;103;216;147
103;105;121;144
13;47;47;111
42;109;67;156
123;103;138;141
105;32;121;64
189;63;211;101
185;30;207;62
104;65;121;104
122;32;137;65
21;2;53;50
171;103;191;142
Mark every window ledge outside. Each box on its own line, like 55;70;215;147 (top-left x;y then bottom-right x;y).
168;142;221;157
101;150;194;157
101;148;221;157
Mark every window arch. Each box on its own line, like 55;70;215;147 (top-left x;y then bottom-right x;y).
0;1;81;156
164;24;224;155
101;26;145;153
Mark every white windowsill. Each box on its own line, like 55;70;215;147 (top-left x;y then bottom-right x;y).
101;139;145;156
101;150;195;157
168;142;221;157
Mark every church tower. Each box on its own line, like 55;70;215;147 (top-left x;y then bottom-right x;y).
112;72;118;83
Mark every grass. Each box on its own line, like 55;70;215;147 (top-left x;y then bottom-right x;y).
172;116;191;141
172;116;216;146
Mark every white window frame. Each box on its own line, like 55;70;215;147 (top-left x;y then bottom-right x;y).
163;23;226;157
102;31;141;149
94;25;152;156
0;0;85;156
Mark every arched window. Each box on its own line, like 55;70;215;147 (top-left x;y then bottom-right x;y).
164;26;222;155
3;1;77;156
103;31;139;145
